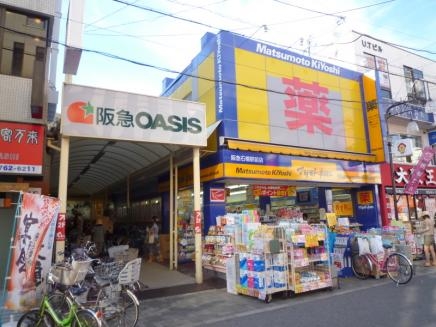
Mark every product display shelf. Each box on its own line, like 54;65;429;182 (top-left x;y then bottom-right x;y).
202;233;233;274
332;233;353;277
178;226;195;263
236;225;288;303
286;223;333;295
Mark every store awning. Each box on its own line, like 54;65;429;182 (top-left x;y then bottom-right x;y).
226;139;377;162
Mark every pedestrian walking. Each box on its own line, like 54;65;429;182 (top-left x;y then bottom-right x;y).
417;212;436;267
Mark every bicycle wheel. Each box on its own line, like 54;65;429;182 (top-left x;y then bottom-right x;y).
103;289;139;327
385;252;413;285
48;292;72;320
17;309;54;327
351;254;373;279
72;309;101;327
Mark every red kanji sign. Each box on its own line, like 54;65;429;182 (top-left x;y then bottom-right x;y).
282;77;332;135
194;210;201;234
56;213;66;241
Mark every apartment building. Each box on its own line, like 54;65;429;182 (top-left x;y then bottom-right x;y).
0;0;61;197
353;31;436;223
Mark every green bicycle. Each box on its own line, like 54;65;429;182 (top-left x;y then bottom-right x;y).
17;292;101;327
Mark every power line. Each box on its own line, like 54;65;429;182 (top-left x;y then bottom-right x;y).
271;0;345;22
106;0;436;75
112;0;223;30
3;22;435;105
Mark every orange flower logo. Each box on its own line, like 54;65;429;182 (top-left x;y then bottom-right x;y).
397;142;407;154
67;101;94;124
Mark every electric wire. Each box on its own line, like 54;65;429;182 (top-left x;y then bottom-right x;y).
2;23;435;106
61;0;436;79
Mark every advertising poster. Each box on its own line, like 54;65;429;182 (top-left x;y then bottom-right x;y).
0;121;45;175
5;192;59;311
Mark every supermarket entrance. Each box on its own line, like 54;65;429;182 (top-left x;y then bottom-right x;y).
56;84;207;283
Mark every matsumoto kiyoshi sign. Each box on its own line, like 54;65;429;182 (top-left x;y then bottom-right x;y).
61;84;207;146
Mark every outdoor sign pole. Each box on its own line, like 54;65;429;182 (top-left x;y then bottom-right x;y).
56;135;70;262
169;156;174;270
193;147;203;284
174;164;179;270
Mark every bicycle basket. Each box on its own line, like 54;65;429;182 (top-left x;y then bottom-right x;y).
118;258;142;285
50;260;92;285
94;261;124;281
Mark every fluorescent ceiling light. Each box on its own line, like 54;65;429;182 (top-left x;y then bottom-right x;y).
227;184;248;190
230;190;246;196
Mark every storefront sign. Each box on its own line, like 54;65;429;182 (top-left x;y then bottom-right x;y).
404;146;436;194
389;164;436;188
210;188;225;202
56;213;66;241
0;121;44;175
5;193;59;311
392;138;413;157
224;162;381;184
62;84;207;146
252;185;296;197
357;191;374;205
333;201;353;216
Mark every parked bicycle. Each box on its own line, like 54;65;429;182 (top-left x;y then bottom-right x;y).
17;283;100;327
48;254;140;327
351;236;413;285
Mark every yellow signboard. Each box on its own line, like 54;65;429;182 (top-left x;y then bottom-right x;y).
333;201;354;216
325;213;337;227
363;74;385;162
224;163;381;184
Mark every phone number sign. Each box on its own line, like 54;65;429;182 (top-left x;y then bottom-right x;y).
0;121;44;175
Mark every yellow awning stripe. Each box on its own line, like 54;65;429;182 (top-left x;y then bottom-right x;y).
227;139;377;163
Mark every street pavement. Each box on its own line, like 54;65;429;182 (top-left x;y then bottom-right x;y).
136;261;436;327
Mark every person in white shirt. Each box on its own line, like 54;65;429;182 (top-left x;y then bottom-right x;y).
146;216;161;263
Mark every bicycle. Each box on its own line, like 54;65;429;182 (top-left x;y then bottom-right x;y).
17;291;100;327
49;257;140;327
351;236;413;285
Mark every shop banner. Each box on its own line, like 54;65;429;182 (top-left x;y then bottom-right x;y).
252;185;296;197
5;193;60;311
194;210;202;234
404;146;436;195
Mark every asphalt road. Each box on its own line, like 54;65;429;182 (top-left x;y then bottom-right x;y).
139;267;436;327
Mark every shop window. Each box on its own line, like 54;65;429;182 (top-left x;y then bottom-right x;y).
0;8;48;79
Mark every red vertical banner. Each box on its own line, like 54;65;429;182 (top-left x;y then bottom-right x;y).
5;193;60;311
404;146;436;194
56;213;66;241
194;210;202;234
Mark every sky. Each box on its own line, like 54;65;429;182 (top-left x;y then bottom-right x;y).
55;0;436;110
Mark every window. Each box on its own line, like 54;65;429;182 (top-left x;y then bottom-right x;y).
363;53;391;94
11;42;24;76
380;88;392;100
0;8;48;78
404;66;426;104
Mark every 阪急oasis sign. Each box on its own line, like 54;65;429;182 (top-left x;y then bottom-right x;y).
61;84;206;146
